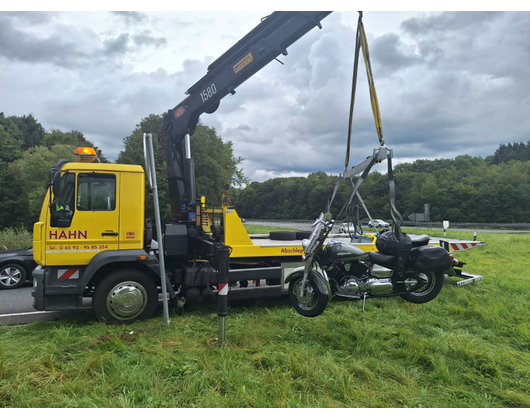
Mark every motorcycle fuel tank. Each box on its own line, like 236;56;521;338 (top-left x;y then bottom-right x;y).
326;239;369;263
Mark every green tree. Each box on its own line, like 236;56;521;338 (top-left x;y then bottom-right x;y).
0;112;46;152
116;114;247;223
0;125;24;164
0;114;108;229
44;130;109;162
7;145;78;229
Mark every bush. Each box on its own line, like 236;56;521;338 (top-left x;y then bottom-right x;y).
0;227;32;250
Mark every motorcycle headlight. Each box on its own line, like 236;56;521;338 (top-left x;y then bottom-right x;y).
302;238;310;253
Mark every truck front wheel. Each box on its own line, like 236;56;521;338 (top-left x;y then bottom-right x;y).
93;269;158;324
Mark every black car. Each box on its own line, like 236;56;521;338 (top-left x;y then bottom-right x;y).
0;247;36;289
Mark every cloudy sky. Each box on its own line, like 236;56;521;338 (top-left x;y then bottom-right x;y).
1;3;529;182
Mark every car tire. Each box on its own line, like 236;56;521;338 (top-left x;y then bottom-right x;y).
0;263;27;289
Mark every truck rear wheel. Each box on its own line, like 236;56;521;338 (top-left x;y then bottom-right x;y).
93;269;158;324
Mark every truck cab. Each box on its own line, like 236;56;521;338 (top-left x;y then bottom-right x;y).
33;161;146;267
32;148;161;318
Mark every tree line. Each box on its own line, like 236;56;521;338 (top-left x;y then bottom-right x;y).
0;113;245;230
231;143;530;224
1;111;529;231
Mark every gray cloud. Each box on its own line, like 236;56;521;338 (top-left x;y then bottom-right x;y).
103;33;130;56
132;31;167;48
371;33;423;76
1;11;529;184
110;11;149;24
0;13;91;68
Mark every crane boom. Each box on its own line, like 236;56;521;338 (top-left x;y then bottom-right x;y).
161;11;332;218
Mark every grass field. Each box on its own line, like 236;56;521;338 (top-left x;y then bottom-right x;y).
1;228;529;408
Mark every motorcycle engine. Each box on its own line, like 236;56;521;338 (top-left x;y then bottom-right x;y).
324;260;393;298
338;276;393;296
332;261;394;297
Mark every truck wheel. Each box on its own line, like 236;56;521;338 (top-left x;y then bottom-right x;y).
93;269;158;324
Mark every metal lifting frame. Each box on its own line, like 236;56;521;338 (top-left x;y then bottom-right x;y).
331;11;404;239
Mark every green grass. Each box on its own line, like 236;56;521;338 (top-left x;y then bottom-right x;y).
1;230;530;407
243;224;302;235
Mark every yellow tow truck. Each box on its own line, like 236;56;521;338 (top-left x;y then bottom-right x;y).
31;11;484;324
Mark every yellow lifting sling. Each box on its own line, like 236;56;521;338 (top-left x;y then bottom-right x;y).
345;11;385;170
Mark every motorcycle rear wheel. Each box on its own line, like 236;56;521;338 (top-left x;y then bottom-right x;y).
397;270;444;304
288;276;328;317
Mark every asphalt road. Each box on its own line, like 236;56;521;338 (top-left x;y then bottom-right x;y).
0;284;35;315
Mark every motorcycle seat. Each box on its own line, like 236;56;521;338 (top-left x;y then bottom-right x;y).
368;251;397;267
410;234;430;248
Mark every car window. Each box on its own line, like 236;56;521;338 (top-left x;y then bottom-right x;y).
50;172;76;228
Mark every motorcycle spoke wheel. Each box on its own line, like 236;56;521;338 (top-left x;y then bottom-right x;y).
296;282;318;309
288;276;328;317
398;271;444;304
408;273;435;295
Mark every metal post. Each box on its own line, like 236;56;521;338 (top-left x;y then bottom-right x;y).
216;245;230;345
184;134;191;159
143;132;170;327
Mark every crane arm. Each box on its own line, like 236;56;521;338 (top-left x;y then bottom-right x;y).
161;11;332;218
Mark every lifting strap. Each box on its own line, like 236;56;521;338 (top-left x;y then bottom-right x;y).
330;12;405;243
345;11;385;170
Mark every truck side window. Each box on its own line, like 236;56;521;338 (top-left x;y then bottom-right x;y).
77;174;116;211
50;173;76;228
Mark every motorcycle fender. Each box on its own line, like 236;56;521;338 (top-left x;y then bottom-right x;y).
284;266;332;297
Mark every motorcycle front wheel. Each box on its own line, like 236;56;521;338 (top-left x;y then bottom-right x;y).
397;270;444;304
288;275;329;317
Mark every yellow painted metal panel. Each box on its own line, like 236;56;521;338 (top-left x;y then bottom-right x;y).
119;171;145;250
224;207;253;246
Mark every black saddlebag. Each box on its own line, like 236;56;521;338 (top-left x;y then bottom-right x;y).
376;231;412;256
410;245;452;272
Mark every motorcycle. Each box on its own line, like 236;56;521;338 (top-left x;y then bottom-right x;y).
286;212;454;317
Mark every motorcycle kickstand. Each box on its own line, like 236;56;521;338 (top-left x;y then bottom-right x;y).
362;293;368;313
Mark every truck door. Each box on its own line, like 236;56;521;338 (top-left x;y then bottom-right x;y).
45;171;120;266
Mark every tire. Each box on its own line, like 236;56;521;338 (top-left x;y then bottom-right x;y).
269;231;296;240
288;275;328;317
397;271;444;304
93;269;158;324
0;263;27;289
296;231;312;240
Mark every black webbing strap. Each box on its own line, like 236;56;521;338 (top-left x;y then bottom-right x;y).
345;12;385;170
386;150;403;240
345;13;363;169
